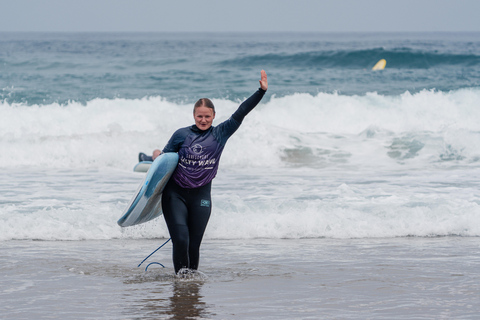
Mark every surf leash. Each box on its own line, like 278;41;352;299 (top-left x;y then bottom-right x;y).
145;262;165;271
137;238;171;271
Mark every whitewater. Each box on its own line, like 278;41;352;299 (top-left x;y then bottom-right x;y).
2;87;480;241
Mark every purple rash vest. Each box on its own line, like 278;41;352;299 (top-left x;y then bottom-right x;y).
162;88;266;189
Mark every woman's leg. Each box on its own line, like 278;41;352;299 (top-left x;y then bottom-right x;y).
186;183;212;270
162;182;190;273
162;181;212;273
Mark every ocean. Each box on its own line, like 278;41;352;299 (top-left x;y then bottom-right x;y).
1;32;480;319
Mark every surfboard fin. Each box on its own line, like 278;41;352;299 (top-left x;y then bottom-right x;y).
138;152;153;162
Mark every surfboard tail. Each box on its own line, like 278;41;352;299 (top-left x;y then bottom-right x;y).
118;153;179;227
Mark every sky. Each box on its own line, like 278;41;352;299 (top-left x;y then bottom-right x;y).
1;0;480;33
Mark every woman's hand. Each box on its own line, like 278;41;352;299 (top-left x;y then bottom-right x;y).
259;70;268;91
152;149;162;160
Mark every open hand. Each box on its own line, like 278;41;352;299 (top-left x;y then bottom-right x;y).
259;70;268;91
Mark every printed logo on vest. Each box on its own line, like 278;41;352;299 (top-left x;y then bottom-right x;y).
200;199;210;207
191;144;204;154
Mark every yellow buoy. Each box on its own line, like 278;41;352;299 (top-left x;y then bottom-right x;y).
372;59;386;71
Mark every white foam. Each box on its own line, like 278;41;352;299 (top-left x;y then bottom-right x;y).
2;88;480;170
2;89;480;240
1;165;480;241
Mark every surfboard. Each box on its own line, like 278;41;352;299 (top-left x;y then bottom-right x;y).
134;161;152;172
372;59;386;71
118;152;179;227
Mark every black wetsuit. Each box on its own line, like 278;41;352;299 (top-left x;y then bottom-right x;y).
161;88;266;273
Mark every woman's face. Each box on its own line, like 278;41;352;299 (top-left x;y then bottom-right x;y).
194;106;215;130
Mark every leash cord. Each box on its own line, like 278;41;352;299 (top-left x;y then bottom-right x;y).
145;262;165;271
137;238;171;269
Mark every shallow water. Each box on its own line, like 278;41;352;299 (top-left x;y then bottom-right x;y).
1;237;479;319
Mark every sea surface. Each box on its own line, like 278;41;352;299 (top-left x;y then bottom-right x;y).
1;32;480;319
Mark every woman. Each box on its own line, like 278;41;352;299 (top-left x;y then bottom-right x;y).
161;70;268;274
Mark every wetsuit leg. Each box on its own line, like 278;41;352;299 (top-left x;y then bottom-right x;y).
162;180;212;273
162;181;190;273
186;183;211;270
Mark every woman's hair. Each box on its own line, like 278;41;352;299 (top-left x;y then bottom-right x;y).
194;98;215;114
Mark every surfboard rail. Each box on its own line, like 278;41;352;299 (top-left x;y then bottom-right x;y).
118;152;179;227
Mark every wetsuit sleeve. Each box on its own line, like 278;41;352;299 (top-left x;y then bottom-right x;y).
162;127;191;153
231;88;266;124
213;88;266;146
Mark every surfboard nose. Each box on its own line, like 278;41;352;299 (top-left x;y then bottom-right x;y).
372;59;387;71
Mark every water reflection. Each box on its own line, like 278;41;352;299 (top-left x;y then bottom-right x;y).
166;281;211;319
123;274;212;319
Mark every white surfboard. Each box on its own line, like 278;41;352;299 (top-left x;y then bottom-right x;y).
118;153;178;227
